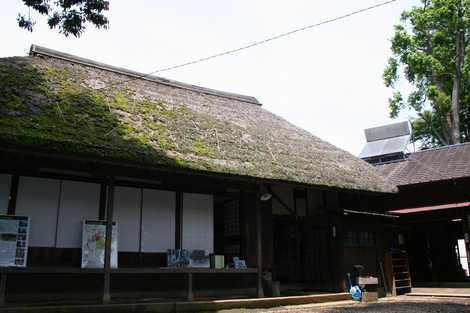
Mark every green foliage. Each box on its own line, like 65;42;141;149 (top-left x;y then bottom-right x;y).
384;0;470;147
0;62;46;115
0;62;178;166
112;91;130;111
388;91;404;118
18;0;109;37
384;58;398;87
412;109;451;147
0;60;227;175
191;138;215;157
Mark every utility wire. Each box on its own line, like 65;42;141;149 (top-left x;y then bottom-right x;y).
99;0;399;90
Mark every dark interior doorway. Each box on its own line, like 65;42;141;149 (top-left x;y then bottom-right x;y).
407;219;469;283
272;216;335;291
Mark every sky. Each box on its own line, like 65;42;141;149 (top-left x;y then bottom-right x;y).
1;0;418;155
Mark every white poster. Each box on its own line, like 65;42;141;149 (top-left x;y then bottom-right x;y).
81;220;117;268
0;215;29;267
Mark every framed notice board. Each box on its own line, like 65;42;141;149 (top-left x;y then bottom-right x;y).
81;220;118;268
0;215;30;267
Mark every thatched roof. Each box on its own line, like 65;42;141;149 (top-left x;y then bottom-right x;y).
0;45;396;193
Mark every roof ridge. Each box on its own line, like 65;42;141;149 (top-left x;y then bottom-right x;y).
29;44;261;106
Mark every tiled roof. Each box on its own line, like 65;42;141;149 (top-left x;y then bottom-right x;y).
375;142;470;186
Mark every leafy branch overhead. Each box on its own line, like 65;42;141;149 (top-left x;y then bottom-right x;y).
384;0;470;148
18;0;109;37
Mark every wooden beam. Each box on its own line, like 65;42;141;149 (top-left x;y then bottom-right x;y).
175;192;183;249
293;190;297;217
0;273;6;306
187;273;194;301
256;187;264;298
266;185;295;216
103;177;115;304
0;267;258;274
138;188;144;261
464;215;470;274
7;175;19;215
1;146;386;197
98;183;107;220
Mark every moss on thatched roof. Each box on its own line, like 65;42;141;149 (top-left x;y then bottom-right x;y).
0;46;396;193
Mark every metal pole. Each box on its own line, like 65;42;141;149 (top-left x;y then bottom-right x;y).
103;177;115;304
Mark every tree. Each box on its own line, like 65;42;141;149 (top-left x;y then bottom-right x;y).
17;0;109;37
384;0;470;148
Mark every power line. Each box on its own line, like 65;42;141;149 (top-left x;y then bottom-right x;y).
100;0;399;90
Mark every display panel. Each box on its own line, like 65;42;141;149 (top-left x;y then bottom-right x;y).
81;220;117;268
0;215;30;267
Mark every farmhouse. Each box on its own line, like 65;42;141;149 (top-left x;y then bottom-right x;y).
0;45;395;305
358;121;470;294
376;142;470;285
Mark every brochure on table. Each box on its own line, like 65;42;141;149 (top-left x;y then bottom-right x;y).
81;220;118;269
0;215;30;267
167;249;210;268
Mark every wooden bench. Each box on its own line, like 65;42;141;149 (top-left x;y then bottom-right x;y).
0;267;259;305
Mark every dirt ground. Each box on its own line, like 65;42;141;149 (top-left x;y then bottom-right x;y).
219;296;470;313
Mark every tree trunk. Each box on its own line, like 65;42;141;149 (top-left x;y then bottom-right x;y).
450;30;464;144
451;75;461;144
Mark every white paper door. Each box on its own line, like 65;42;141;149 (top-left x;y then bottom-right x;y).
16;176;61;247
182;193;213;253
114;186;141;252
56;180;100;248
141;189;176;252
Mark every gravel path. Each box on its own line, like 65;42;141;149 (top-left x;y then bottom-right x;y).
220;296;470;313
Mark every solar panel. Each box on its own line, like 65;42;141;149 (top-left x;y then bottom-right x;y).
364;121;410;142
359;122;411;160
359;135;410;159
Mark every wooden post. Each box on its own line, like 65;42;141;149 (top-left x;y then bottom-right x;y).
98;183;107;220
0;272;6;305
256;187;264;298
463;213;470;276
7;175;19;215
187;273;194;301
175;192;183;249
103;178;115;304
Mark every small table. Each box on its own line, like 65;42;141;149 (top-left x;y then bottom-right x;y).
358;276;379;302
